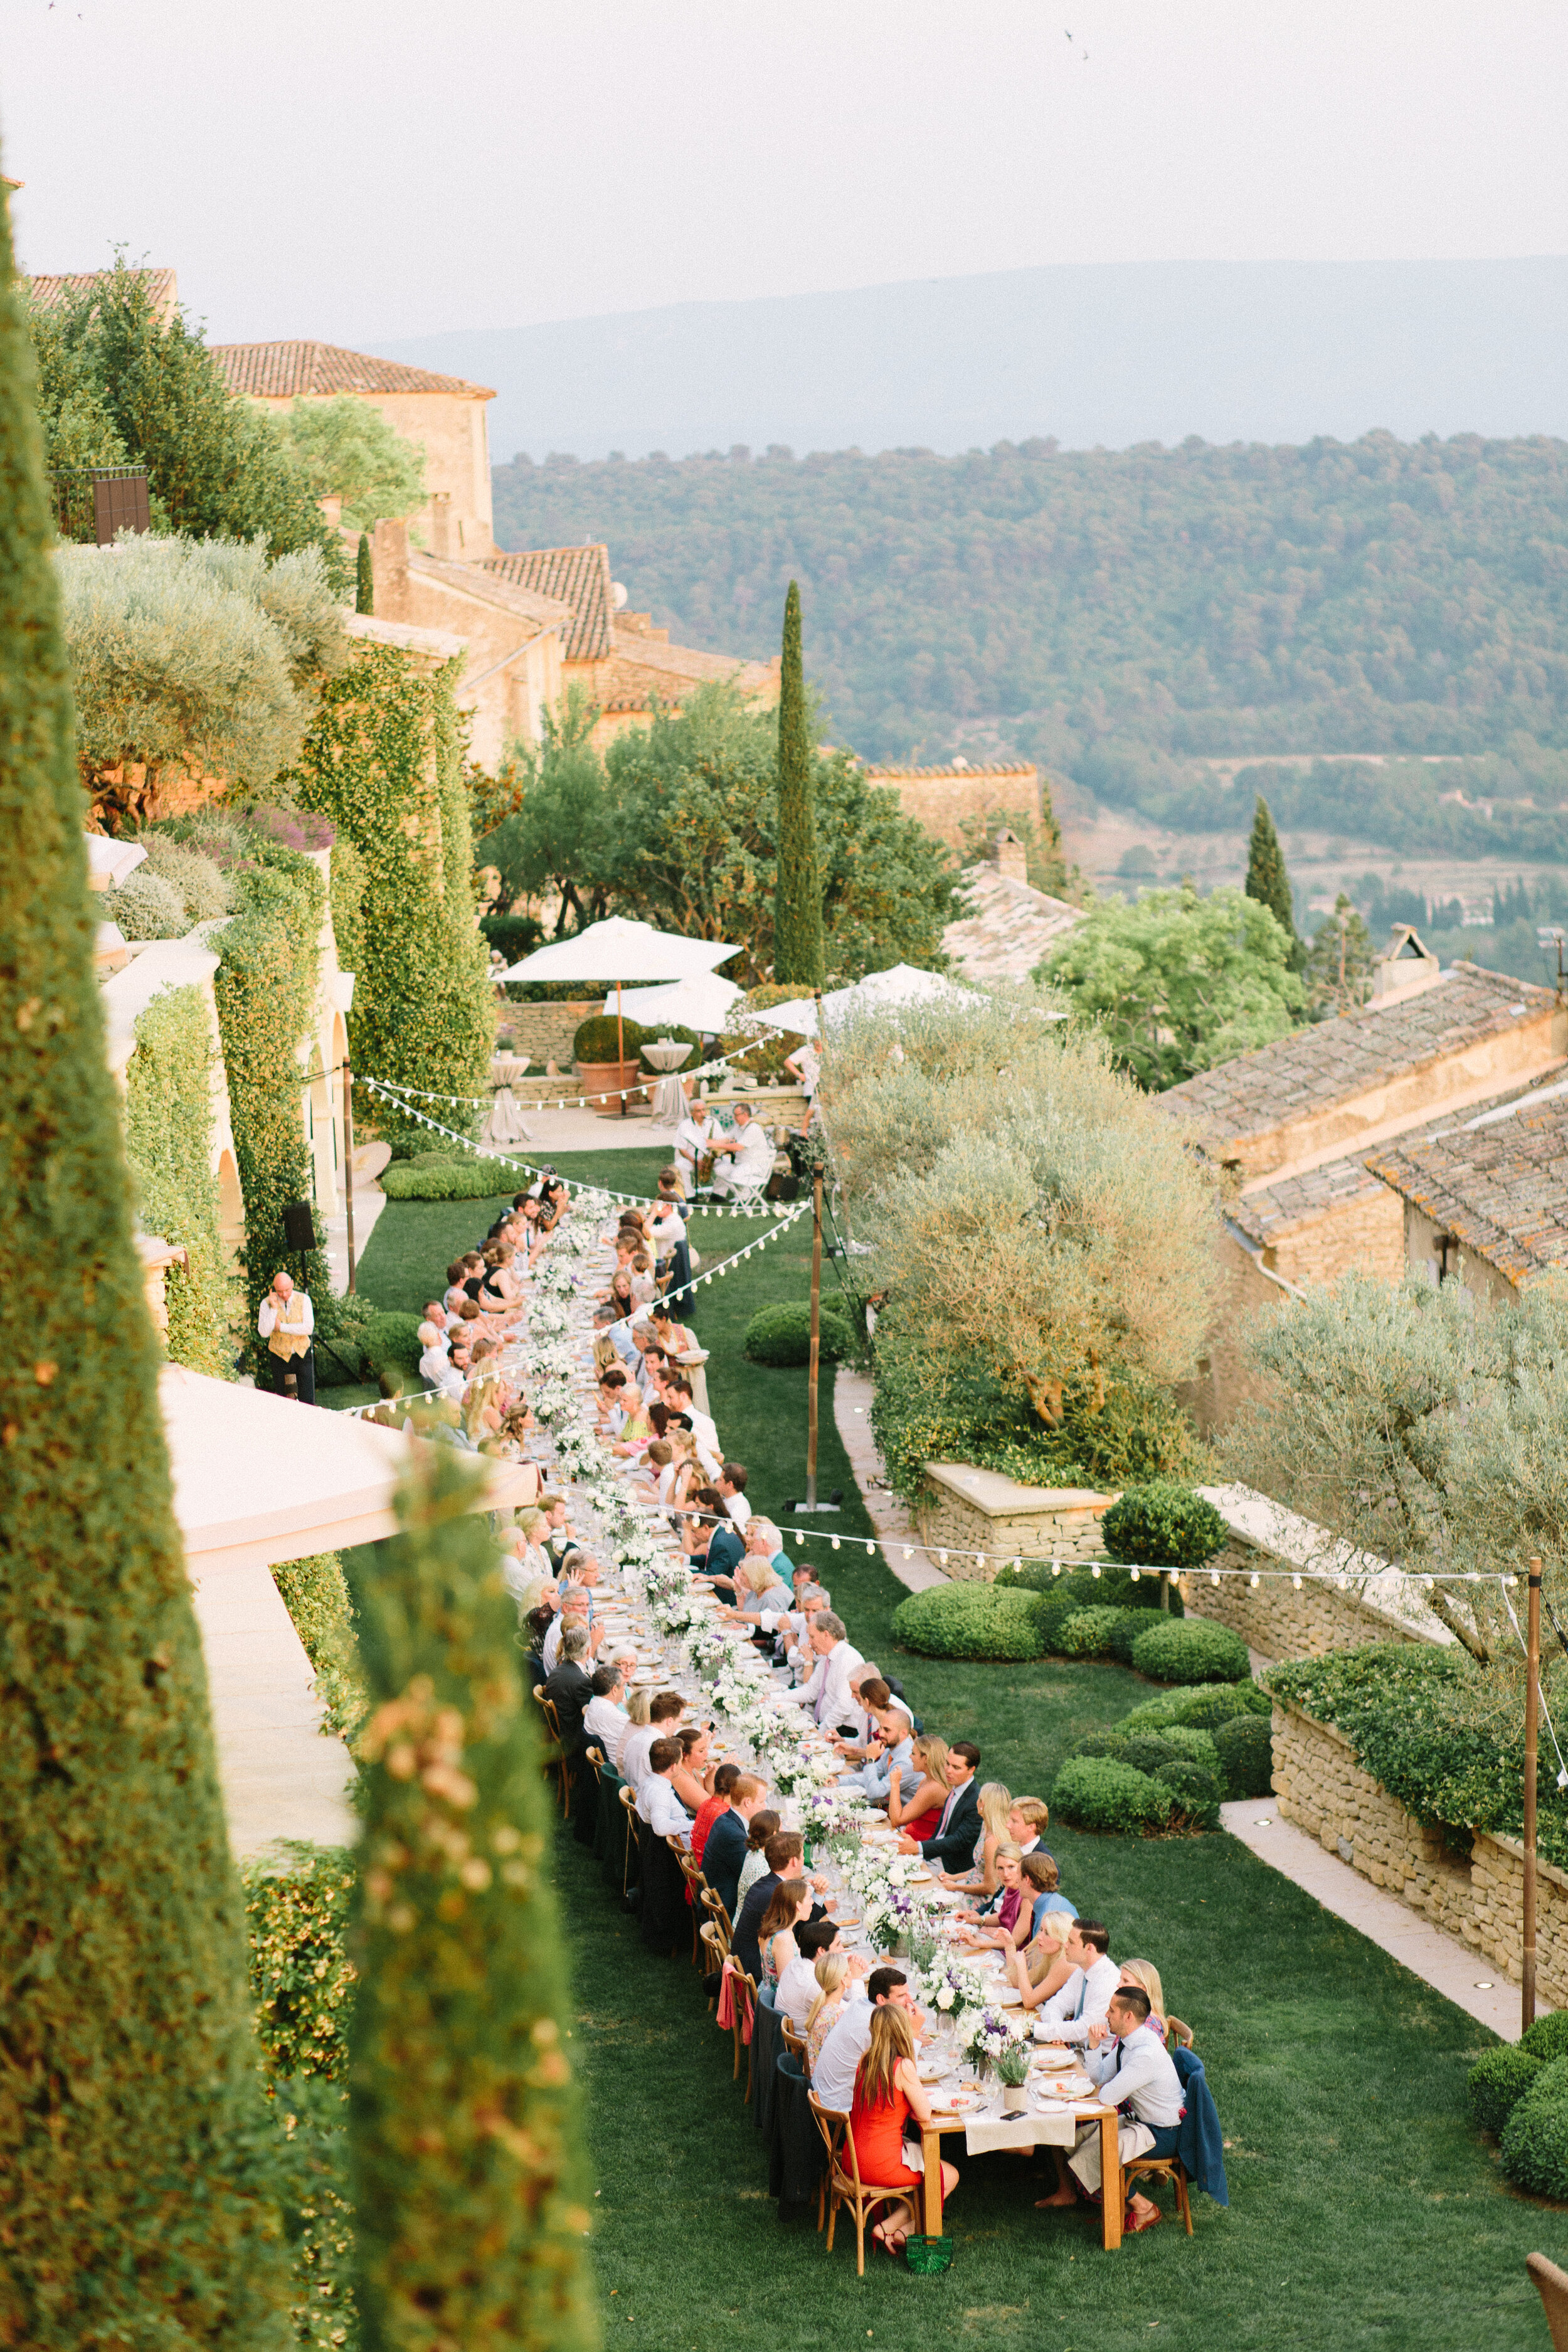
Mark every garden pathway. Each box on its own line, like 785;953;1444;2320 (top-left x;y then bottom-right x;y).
832;1369;949;1594
1221;1800;1535;2041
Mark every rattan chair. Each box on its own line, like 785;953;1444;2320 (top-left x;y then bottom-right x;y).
1121;2149;1194;2233
808;2092;915;2275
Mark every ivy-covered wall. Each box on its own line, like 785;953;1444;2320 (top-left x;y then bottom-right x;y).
122;980;233;1375
290;640;494;1145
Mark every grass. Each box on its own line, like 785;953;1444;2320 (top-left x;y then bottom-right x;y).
354;1166;1558;2351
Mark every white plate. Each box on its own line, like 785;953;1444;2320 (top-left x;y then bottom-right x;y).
1035;2048;1075;2070
991;1984;1022;2007
939;2090;983;2114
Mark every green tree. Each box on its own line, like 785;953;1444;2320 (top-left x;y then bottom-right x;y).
357;529;374;614
772;580;824;986
352;1448;598;2349
480;687;617;934
0;183;289;2348
1039;883;1306;1088
27;260;335;564
280;395;426;531
1305;891;1377;1016
1243;793;1304;970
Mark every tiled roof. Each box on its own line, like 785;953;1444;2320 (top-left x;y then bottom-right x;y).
1229;1155;1391;1250
408;551;574;633
482;544;613;662
27;267;177;320
941;862;1083;983
1162;965;1559;1154
1365;1076;1568;1286
866;760;1036;780
209;341;495;399
604;627;778;702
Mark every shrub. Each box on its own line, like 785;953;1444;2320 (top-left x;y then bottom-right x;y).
272;1552;366;1743
1119;1733;1182;1775
380;1154;516;1202
1154;1759;1224;1830
1118;1680;1271;1734
891;1582;1048;1663
1468;2045;1545;2139
268;2073;358;2352
140;835;231;921
242;1843;358;2082
479;911;544;965
1051;1754;1175;1835
573;1012;646;1064
1102;1481;1228;1571
743;1299;856;1368
1214;1712;1274;1800
1053;1604;1138;1660
362;1308;425;1380
103;866;186;939
1131;1616;1251;1685
995;1559;1175;1614
1522;2011;1568;2065
1502;2084;1568;2199
122;980;233;1375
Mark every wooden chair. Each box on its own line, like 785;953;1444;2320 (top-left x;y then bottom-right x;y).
781;2019;808;2067
700;1887;733;1954
1121;2149;1194;2234
671;1845;707;1966
719;1960;759;2097
808;2092;914;2275
699;1920;726;2013
1528;2252;1568;2352
584;1742;605;1786
532;1685;571;1813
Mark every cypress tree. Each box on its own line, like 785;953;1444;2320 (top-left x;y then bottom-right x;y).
0;181;289;2344
772;578;824;986
1244;793;1305;969
351;1448;598;2349
356;529;374;615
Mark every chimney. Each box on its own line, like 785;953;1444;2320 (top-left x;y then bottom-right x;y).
1369;924;1443;1007
430;492;453;559
371;517;410;619
992;826;1029;885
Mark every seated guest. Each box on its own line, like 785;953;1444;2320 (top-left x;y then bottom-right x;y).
850;2006;958;2256
938;1779;1012;1892
717;1462;751;1529
690;1761;741;1867
758;1878;814;1997
805;1953;853;2074
417;1322;464;1400
797;1611;867;1735
681;1486;733;1569
886;1735;950;1840
707;1100;775;1199
1022;1850;1078;1933
732;1804;780;1917
521;1603;554;1692
697;1495;745;1579
669;1725;723;1814
897;1741;982;1871
1008;1796;1051;1858
733;1830;826;1981
1032;1919;1120;2042
812;1966;919;2116
635;1737;696;1845
543;1624;594;1753
1118;1959;1193;2051
778;1915;853;2029
723;1554;794;1628
1036;1983;1182;2228
583;1663;630;1769
702;1776;767;1920
955;1841;1030;1950
620;1690;684;1791
1005;1907;1076;2011
541;1591;596;1676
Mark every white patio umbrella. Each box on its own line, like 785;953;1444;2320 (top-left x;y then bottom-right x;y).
598;970;742;1033
753;963;983;1040
502;916;741;1113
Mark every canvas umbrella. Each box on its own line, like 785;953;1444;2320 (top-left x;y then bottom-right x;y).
502;916;740;1113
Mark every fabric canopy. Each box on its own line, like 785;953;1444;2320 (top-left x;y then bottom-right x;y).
756;963;983;1041
501;915;738;985
162;1365;538;1579
598;972;742;1032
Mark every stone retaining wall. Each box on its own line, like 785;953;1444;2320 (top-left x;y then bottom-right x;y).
1271;1697;1568;2001
1175;1483;1448;1665
913;1464;1113;1579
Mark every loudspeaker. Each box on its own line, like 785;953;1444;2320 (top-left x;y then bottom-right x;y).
282;1200;317;1251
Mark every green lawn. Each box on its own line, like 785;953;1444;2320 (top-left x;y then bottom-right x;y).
355;1167;1560;2352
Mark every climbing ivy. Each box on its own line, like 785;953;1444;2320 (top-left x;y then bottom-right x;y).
122;981;235;1375
289;641;494;1146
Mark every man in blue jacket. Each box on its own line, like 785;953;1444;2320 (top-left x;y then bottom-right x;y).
699;1772;768;1923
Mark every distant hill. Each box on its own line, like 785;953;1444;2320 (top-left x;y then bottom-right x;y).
378;258;1568;464
489;436;1568;814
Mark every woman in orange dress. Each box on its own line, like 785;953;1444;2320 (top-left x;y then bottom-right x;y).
849;2006;958;2254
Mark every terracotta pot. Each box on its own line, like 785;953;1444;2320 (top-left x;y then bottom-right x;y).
574;1058;644;1115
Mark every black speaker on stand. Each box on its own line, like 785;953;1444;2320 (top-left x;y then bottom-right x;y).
282;1199;317;1288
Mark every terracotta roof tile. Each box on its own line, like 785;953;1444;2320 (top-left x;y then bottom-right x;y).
1229;1156;1391;1249
481;544;613;662
27;267;177;320
1162;964;1559;1155
407;551;573;632
605;626;777;700
209;341;495;399
1365;1076;1568;1286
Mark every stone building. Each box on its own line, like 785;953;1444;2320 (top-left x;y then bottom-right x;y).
28;265;181;326
863;758;1041;854
941;832;1083;983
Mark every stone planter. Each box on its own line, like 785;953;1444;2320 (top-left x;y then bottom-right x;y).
574;1058;644;1115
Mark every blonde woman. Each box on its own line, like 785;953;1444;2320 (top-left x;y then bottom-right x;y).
805;1952;850;2074
1005;1906;1076;2010
940;1781;1012;1892
850;2005;958;2255
955;1842;1030;1950
887;1735;950;1841
623;1687;652;1738
1119;1958;1193;2050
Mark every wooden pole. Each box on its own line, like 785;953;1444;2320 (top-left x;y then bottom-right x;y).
806;1163;823;1510
1525;1557;1542;2034
616;977;627;1118
341;1061;357;1294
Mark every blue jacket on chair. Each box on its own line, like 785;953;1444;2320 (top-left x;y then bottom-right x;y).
1172;2047;1228;2205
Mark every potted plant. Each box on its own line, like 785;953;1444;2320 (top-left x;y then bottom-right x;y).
572;1013;647;1114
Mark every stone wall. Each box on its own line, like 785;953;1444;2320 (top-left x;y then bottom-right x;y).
1271;1698;1568;2001
1176;1483;1448;1665
913;1464;1113;1579
498;1001;601;1065
865;762;1040;854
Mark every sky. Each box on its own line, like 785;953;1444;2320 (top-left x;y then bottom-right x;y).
5;1;1568;348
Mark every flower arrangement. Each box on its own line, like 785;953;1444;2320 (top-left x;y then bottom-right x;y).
918;1951;988;2021
963;2008;1024;2072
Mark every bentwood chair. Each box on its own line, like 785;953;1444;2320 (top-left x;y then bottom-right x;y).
780;2018;807;2067
808;2093;913;2275
1121;2149;1194;2234
532;1686;571;1813
672;1845;708;1965
699;1920;726;2013
1528;2252;1568;2352
700;1887;733;1954
584;1743;606;1786
617;1784;639;1894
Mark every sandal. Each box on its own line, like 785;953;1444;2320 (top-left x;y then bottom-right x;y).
1125;2203;1164;2235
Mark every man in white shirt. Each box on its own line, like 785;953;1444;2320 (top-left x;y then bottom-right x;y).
1039;1983;1185;2223
718;1464;752;1530
542;1591;599;1676
674;1096;716;1197
707;1101;775;1199
1037;1921;1120;2045
583;1664;630;1767
620;1693;685;1791
418;1322;465;1400
258;1269;316;1404
796;1611;866;1734
812;1967;922;2114
665;1374;721;1471
636;1737;695;1845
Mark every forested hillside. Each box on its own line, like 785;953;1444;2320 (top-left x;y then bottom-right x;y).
492;435;1568;774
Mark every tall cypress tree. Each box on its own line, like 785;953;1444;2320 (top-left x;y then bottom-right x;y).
0;180;289;2344
351;1449;598;2349
356;529;374;615
1244;793;1305;970
772;578;824;986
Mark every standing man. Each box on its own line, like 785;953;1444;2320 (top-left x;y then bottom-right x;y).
673;1089;716;1200
258;1269;315;1405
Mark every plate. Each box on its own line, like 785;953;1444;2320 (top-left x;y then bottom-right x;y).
991;1984;1022;2007
940;2089;983;2114
1035;2048;1075;2071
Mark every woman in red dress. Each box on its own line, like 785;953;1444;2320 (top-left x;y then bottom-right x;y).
849;2006;958;2254
885;1734;950;1844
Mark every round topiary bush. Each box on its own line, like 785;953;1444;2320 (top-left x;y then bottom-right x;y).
891;1582;1047;1663
1153;1759;1224;1831
743;1300;855;1369
1118;1733;1181;1776
1116;1682;1271;1735
573;1012;647;1064
1502;2084;1568;2198
1130;1617;1251;1685
1521;2011;1568;2065
1102;1481;1229;1571
995;1560;1175;1614
1468;2045;1545;2139
1051;1754;1175;1835
1053;1604;1137;1660
1213;1713;1274;1800
103;868;187;940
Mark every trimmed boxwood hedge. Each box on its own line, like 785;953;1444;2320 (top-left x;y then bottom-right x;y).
995;1559;1179;1614
1118;1681;1272;1734
891;1582;1046;1663
1130;1616;1252;1685
1522;2012;1568;2064
1468;2045;1545;2139
743;1300;855;1369
1213;1713;1274;1800
573;1012;647;1064
1051;1754;1175;1835
1053;1604;1136;1659
1501;2066;1568;2198
1153;1759;1224;1830
379;1154;515;1202
1101;1481;1228;1571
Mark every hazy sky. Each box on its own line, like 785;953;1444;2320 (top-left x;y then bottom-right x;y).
6;1;1567;346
